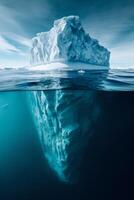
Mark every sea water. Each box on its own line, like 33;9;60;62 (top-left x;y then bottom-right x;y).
0;68;134;200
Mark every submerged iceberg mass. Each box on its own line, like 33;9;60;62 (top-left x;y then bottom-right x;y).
30;16;110;67
29;90;100;182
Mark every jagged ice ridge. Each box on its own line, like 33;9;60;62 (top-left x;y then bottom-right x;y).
30;16;110;67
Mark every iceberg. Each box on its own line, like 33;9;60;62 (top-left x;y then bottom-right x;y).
30;15;110;67
29;16;110;183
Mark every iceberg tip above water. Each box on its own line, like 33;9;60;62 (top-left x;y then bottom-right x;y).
30;15;110;68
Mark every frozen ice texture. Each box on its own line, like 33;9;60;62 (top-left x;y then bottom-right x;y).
30;16;110;66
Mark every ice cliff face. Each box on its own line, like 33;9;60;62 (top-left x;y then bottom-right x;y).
29;90;100;183
30;16;110;66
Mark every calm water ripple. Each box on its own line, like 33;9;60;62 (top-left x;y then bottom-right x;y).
0;68;134;91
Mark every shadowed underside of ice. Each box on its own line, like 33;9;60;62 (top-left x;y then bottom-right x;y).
30;15;110;67
29;90;100;183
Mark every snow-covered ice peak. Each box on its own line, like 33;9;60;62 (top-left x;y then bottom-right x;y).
30;15;110;66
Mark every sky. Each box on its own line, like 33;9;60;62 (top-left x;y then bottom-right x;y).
0;0;134;68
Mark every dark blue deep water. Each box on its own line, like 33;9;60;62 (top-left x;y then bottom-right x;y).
0;68;134;200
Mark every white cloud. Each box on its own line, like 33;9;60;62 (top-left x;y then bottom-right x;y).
0;35;20;53
0;1;52;67
0;3;32;66
12;34;31;47
4;33;31;48
0;3;29;60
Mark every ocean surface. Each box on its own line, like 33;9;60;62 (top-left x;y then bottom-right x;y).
0;68;134;200
0;68;134;91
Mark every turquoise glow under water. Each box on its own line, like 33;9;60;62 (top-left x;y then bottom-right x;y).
0;91;98;183
0;92;37;178
0;90;134;200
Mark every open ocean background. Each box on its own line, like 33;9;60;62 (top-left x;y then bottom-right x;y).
0;68;134;200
